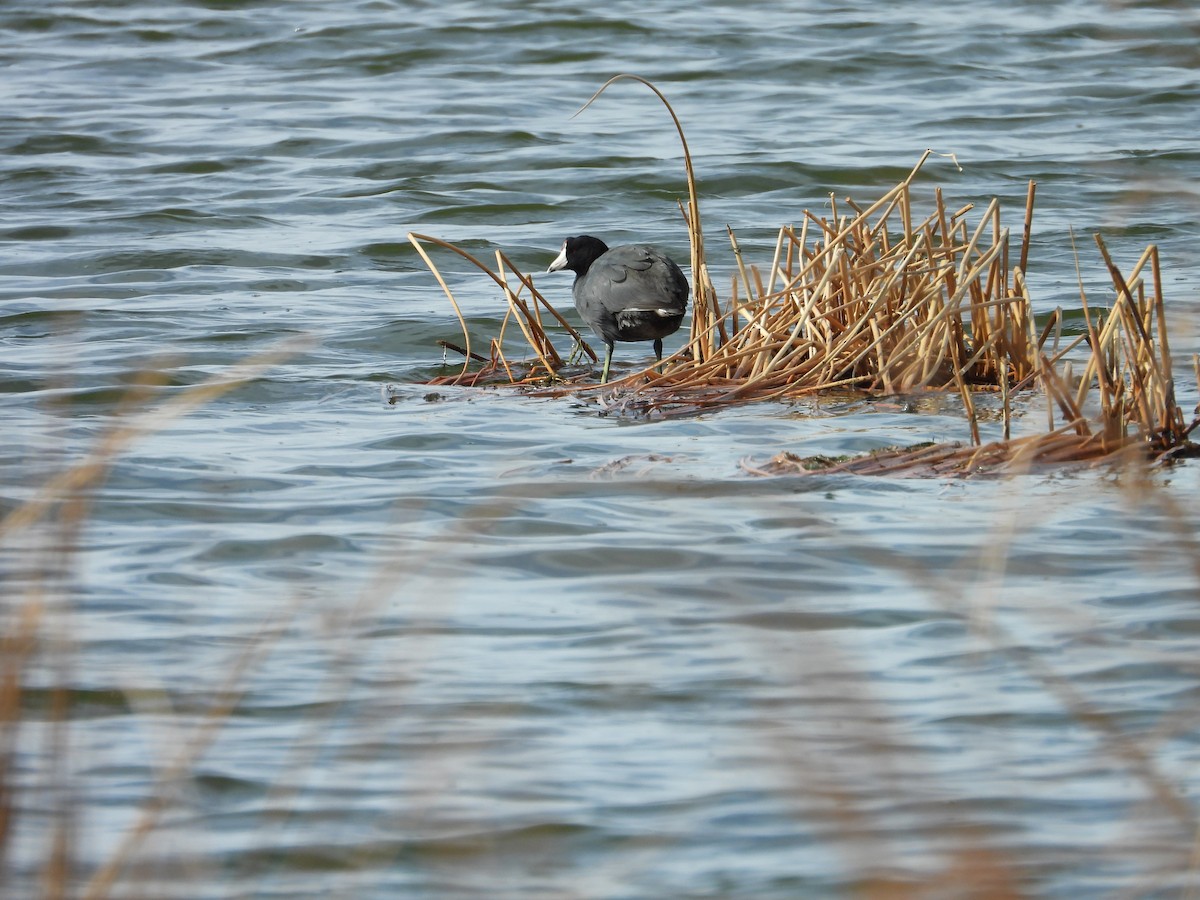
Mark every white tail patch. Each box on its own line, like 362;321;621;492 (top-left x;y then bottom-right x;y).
624;307;679;316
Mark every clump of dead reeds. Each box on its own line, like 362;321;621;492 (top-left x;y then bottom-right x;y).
596;151;1040;422
748;234;1199;477
411;75;1197;474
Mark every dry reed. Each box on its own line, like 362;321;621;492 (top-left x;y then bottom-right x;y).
748;233;1197;476
0;339;308;897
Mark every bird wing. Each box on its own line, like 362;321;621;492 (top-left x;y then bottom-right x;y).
583;245;689;317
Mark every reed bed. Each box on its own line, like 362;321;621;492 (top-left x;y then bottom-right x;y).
411;76;1196;474
746;235;1199;476
412;186;1195;474
414;147;1037;400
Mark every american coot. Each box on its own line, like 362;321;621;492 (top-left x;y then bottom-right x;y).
546;235;689;383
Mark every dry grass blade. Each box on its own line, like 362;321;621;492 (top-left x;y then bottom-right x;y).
408;232;594;387
574;74;719;366
1;339;307;897
80;612;291;900
0;337;311;542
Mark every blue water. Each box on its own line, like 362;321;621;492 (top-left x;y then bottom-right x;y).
2;1;1200;897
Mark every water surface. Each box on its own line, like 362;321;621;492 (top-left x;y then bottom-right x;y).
2;1;1200;897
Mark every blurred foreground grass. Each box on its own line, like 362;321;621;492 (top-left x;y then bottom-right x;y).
3;337;1200;897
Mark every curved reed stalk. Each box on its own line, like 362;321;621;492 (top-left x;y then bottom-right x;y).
408;232;593;386
573;73;722;364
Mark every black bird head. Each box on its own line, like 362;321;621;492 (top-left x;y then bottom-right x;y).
547;235;609;277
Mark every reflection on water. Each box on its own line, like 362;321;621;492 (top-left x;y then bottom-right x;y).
2;0;1199;896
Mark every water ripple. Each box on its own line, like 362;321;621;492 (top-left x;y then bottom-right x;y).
3;0;1200;896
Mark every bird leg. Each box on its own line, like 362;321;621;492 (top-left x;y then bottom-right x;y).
600;342;614;384
653;338;664;374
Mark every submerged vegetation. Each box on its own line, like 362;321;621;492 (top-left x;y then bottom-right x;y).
411;75;1198;476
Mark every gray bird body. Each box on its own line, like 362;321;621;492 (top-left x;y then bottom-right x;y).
547;235;689;383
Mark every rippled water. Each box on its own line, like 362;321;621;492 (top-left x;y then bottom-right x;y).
3;1;1200;897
